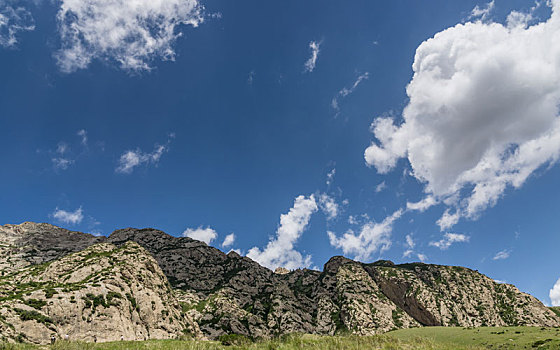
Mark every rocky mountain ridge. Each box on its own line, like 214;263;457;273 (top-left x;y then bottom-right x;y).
0;222;558;344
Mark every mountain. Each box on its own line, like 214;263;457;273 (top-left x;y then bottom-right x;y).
0;223;558;344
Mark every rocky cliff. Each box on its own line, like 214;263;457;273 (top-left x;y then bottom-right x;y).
0;239;200;344
0;222;558;344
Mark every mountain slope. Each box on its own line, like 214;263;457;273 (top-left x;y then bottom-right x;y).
106;227;560;338
0;222;558;344
0;240;200;344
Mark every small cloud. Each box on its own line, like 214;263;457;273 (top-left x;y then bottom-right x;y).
116;136;173;174
405;233;415;249
417;253;428;262
318;193;339;221
183;226;218;245
304;40;321;73
550;277;560;306
403;249;413;258
247;70;255;85
429;233;470;250
469;0;495;22
494;279;507;284
328;209;402;261
375;181;386;193
52;207;84;225
331;72;369;115
326;168;336;187
407;196;437;212
77;129;88;146
493;249;511;260
436;209;460;231
56;143;68;154
52;157;74;170
222;233;235;248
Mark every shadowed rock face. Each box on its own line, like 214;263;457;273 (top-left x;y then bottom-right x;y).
0;223;106;274
1;222;559;343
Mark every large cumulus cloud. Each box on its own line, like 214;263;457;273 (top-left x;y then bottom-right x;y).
365;1;560;229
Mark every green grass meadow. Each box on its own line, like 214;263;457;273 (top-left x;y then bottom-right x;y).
1;327;559;349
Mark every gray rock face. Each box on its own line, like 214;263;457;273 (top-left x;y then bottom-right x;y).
1;222;558;344
0;241;200;344
0;222;105;275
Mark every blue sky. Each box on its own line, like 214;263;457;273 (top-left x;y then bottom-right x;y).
1;0;560;305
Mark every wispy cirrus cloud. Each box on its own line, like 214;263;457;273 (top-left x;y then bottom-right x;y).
493;249;511;260
469;0;495;22
331;72;369;115
55;0;204;73
0;1;34;48
304;40;321;73
429;233;470;250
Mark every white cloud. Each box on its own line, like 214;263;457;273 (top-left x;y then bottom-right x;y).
0;1;34;48
52;207;84;225
550;277;560;306
318;193;339;221
405;233;415;249
183;226;217;245
365;1;560;229
469;0;495;22
403;233;424;260
331;72;369;113
56;143;68;155
328;209;402;261
55;0;203;72
247;194;318;270
493;249;511;260
326;168;336;186
375;181;386;193
247;70;255;85
52;157;74;170
77;129;88;146
406;196;436;212
304;40;321;73
429;233;470;250
116;137;172;174
436;209;460;231
221;233;235;248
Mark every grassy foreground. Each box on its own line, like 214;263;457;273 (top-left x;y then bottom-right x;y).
0;327;558;350
389;326;560;349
